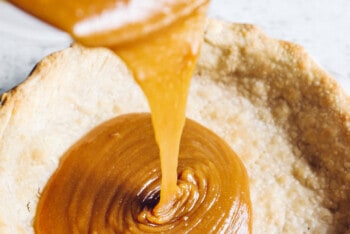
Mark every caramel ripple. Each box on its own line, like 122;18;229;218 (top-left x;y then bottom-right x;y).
35;113;252;233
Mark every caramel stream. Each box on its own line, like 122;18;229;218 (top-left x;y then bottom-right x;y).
9;0;252;232
114;7;206;212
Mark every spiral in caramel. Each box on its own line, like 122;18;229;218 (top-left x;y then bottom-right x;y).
34;113;251;233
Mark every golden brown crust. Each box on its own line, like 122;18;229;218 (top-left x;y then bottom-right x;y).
0;45;148;233
196;19;350;233
0;19;349;233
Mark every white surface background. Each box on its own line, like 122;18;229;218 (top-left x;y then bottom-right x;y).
1;0;350;94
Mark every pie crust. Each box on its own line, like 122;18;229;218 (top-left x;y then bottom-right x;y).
0;19;349;233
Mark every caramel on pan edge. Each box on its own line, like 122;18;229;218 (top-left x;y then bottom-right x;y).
8;0;252;232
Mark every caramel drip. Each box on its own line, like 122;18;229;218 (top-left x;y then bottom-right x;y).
34;114;251;233
113;5;207;213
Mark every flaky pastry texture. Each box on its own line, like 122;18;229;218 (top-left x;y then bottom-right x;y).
0;19;349;233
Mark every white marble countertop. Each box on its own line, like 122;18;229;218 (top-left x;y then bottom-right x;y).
1;0;350;94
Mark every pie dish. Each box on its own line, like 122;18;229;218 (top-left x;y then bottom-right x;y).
0;19;349;233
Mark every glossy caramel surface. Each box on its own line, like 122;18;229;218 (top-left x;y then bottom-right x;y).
35;114;252;233
9;0;208;47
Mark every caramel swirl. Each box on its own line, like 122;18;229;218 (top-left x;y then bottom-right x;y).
35;113;251;233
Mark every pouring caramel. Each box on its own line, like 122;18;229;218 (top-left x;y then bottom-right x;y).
8;0;252;232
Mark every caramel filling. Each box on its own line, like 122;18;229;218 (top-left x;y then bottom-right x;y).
8;0;252;232
35;113;251;233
